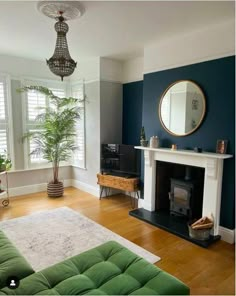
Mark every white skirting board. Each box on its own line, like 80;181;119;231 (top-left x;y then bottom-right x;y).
219;226;235;244
7;180;72;197
71;179;100;198
7;179;100;198
5;181;235;244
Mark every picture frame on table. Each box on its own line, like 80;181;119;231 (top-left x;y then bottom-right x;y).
216;139;228;154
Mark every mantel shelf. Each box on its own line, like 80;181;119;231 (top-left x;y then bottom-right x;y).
134;146;233;160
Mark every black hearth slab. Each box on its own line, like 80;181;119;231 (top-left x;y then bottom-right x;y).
129;208;221;248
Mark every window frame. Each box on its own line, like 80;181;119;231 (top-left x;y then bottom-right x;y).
0;73;14;168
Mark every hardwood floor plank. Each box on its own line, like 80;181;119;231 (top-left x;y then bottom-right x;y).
0;187;235;295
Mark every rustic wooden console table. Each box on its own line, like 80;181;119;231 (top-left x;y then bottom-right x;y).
97;173;140;208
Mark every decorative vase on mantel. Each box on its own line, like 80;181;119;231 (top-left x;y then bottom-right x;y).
150;136;159;148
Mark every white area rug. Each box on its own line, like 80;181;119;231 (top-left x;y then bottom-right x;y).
0;207;160;271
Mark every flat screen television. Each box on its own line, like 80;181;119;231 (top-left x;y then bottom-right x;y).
101;144;140;178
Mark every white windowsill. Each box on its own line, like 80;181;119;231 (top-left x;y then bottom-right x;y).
8;164;70;174
71;165;87;170
8;163;87;174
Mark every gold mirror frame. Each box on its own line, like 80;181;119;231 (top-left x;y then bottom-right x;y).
158;80;206;137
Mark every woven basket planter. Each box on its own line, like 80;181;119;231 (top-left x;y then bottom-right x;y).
47;181;64;197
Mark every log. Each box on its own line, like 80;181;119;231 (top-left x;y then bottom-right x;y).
191;217;206;227
192;222;213;230
190;216;213;231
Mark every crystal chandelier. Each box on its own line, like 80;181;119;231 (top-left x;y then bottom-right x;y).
37;1;83;81
47;12;76;81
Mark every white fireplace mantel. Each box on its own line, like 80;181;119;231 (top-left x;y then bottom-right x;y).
135;146;233;236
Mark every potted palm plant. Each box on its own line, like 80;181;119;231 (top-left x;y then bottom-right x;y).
19;86;82;197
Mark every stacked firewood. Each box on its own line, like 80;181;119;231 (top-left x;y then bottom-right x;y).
190;216;213;230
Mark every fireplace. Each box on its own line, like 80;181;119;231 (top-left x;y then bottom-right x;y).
156;162;204;220
129;147;232;247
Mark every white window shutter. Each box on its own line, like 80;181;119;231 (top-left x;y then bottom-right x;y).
0;129;7;154
49;88;65;98
23;79;67;168
27;90;46;121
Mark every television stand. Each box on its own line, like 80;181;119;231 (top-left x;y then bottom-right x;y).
97;173;140;208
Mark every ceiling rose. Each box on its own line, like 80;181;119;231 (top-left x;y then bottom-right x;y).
37;1;84;21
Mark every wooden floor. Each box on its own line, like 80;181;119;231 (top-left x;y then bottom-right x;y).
0;187;235;295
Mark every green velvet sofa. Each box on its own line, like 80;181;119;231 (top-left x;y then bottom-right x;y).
0;230;190;295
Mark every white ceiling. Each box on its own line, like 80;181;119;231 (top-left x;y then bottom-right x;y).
0;1;234;62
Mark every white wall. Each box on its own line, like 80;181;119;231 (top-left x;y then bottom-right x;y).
72;60;123;197
71;57;100;83
8;166;71;188
0;55;101;84
67;57;101;197
144;20;235;74
100;57;123;83
6;166;72;197
72;81;101;197
0;55;64;81
122;57;144;84
122;20;235;83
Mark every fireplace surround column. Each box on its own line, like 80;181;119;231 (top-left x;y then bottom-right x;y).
143;150;156;211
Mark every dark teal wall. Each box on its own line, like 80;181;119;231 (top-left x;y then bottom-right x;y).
123;56;235;229
123;81;143;145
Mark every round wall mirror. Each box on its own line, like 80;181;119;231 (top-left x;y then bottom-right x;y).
159;80;206;136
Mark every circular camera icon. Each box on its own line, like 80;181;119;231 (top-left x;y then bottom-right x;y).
6;276;20;289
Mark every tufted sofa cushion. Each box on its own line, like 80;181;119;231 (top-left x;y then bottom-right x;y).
0;230;34;289
0;240;189;295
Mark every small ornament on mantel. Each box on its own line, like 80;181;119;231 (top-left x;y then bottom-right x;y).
140;126;148;147
171;144;177;150
150;136;159;148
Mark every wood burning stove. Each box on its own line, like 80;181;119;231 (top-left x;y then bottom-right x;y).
169;178;193;218
169;177;203;219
